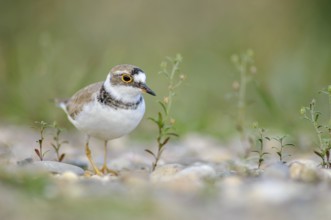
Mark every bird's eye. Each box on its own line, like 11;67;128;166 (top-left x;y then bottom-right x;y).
121;74;133;83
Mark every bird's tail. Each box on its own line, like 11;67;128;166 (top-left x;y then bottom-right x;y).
52;98;69;114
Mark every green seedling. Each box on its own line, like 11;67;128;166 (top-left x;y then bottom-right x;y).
301;86;331;168
34;121;50;161
146;54;185;171
251;123;269;169
272;136;294;163
231;49;257;157
51;122;68;162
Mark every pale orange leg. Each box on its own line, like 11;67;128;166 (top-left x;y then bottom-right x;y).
85;137;103;176
100;140;118;176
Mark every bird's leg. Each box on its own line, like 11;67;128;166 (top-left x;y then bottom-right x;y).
85;136;103;176
100;140;118;176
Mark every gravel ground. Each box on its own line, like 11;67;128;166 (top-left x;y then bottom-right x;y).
0;125;330;220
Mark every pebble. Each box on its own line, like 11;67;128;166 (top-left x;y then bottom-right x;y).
320;169;331;181
120;170;150;189
108;153;151;172
90;174;113;182
57;171;79;182
150;164;184;182
22;160;85;175
176;164;217;181
217;176;245;203
263;162;290;180
150;163;216;192
247;180;303;204
183;134;233;162
288;160;321;182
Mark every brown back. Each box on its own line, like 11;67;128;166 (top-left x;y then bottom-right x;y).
66;82;103;119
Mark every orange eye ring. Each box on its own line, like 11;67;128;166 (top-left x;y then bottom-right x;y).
121;74;133;83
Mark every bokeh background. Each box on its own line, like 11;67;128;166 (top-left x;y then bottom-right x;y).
1;0;331;140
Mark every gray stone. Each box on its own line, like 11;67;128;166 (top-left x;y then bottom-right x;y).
288;160;321;182
176;163;217;180
150;163;184;182
246;180;305;204
263;162;290;180
17;157;34;166
24;161;85;175
149;163;217;192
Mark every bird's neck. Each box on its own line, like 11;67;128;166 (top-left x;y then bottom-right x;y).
97;84;143;110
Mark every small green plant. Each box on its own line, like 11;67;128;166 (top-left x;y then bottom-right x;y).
231;49;257;157
146;54;185;171
34;121;68;162
319;85;331;126
272;136;294;163
51;122;68;162
301;86;331;168
34;121;50;161
251;123;269;169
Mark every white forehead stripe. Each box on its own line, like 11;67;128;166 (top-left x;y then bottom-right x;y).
113;70;125;75
133;72;146;83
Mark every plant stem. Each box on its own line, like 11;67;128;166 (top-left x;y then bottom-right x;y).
147;54;184;171
310;104;323;151
166;60;181;116
152;143;163;171
279;139;283;162
238;60;247;125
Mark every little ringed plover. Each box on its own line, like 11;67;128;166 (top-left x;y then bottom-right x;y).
57;64;155;175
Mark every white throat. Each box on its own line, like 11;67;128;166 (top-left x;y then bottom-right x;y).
104;74;142;103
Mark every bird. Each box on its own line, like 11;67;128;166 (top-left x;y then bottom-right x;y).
57;64;155;175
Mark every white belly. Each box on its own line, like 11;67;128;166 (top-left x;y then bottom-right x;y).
69;99;145;140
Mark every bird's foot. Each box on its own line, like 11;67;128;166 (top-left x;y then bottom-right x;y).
100;165;118;176
83;168;104;177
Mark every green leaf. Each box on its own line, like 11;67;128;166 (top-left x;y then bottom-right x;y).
145;149;156;159
315;113;321;122
148;117;159;125
158;101;167;114
162;137;171;146
166;132;179;137
164;127;171;133
34;149;40;157
258;138;263;145
59;153;65;162
157;112;164;127
314;150;323;158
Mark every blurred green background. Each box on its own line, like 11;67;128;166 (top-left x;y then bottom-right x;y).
0;0;331;139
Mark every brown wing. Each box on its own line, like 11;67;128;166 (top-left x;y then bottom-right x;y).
65;82;103;119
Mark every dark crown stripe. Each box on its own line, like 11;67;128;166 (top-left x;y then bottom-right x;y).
97;85;142;110
131;67;143;75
